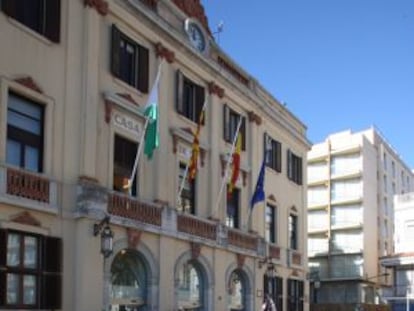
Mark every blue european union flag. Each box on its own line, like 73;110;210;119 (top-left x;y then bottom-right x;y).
250;159;265;209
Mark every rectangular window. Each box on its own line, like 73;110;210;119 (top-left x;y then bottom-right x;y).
223;105;246;150
175;71;205;123
0;229;62;309
264;133;281;172
287;150;302;185
266;204;276;243
264;275;283;311
226;187;240;228
6;93;44;173
113;135;138;196
289;214;298;250
111;25;149;92
287;279;304;311
178;162;195;214
1;0;61;42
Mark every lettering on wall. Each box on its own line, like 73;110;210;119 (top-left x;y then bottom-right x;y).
113;112;142;137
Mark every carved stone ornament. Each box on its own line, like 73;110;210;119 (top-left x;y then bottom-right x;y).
172;0;211;35
208;81;225;98
84;0;109;16
236;253;246;268
126;228;142;249
155;42;175;63
14;76;43;94
190;242;201;259
248;111;262;126
10;211;41;227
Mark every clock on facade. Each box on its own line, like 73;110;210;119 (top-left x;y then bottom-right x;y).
185;19;206;52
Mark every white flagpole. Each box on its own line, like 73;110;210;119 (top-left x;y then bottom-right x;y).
213;116;243;217
176;99;208;206
128;61;162;192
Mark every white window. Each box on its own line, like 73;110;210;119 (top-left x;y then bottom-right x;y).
331;179;362;202
330;153;361;176
308;186;328;206
331;204;362;227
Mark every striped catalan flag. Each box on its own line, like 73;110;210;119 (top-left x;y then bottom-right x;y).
228;133;242;197
188;110;205;180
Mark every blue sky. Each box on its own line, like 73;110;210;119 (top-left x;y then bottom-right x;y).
202;1;414;168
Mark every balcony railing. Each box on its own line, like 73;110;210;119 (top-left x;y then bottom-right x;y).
227;228;258;251
177;213;217;241
108;192;162;226
0;165;58;209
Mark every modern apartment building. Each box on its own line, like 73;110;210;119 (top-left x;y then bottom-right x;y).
381;192;414;311
307;128;414;309
0;1;310;310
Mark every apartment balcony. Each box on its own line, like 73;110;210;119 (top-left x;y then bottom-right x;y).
0;164;59;212
75;179;269;257
330;220;363;231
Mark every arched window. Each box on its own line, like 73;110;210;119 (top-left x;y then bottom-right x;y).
111;249;147;309
176;260;203;310
228;269;246;310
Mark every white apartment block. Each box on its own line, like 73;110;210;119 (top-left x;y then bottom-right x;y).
381;192;414;311
307;128;414;307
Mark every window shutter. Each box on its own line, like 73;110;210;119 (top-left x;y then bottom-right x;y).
0;229;6;267
241;117;246;151
263;133;268;165
45;0;61;42
223;105;230;142
42;236;62;273
287;150;292;180
299;281;304;311
1;0;17;18
276;141;282;173
263;274;269;296
276;277;283;311
175;70;184;114
0;270;5;306
137;45;149;93
195;85;205;125
41;274;62;309
111;25;121;78
298;157;303;185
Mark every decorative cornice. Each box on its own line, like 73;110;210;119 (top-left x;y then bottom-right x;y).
155;42;175;63
208;81;225;98
84;0;108;16
14;76;43;94
10;211;41;227
248;111;262;126
172;0;211;35
117;93;139;106
127;228;142;249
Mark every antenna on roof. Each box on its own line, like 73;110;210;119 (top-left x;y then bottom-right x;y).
213;21;224;44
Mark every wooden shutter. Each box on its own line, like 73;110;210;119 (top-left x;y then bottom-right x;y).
41;274;62;309
240;116;246;151
276;277;283;311
0;229;6;267
263;274;269;297
263;133;268;166
175;70;184;114
1;0;17;18
0;269;5;307
287;149;292;180
298;156;303;185
137;45;149;93
195;85;205;125
223;105;230;142
45;0;61;42
42;236;62;273
298;281;304;311
276;141;282;173
111;25;121;78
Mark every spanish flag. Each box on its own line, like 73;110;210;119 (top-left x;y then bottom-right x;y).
228;134;242;197
188;110;205;180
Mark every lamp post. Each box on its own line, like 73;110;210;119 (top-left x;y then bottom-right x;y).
94;216;114;311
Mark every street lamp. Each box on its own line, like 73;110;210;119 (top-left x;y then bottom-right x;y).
93;216;114;258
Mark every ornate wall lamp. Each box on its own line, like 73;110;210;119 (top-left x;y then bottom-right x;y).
258;257;277;278
93;216;114;258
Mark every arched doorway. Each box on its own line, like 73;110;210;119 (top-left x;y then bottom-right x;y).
228;269;248;311
176;259;205;310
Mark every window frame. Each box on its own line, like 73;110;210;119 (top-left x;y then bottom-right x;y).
264;133;281;172
287;149;303;185
289;214;298;250
0;229;62;309
6;92;45;173
113;134;138;196
226;187;240;229
111;25;149;93
178;162;196;214
223;104;246;151
265;203;277;244
0;0;61;42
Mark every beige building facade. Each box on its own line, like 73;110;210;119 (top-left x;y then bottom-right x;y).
307;128;414;309
0;1;310;311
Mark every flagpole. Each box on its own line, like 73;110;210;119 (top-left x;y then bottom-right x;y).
128;61;163;192
213;117;243;217
176;99;208;205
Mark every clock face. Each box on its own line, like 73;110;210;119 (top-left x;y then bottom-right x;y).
187;22;206;52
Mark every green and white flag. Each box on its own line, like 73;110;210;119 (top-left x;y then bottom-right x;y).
143;66;161;159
